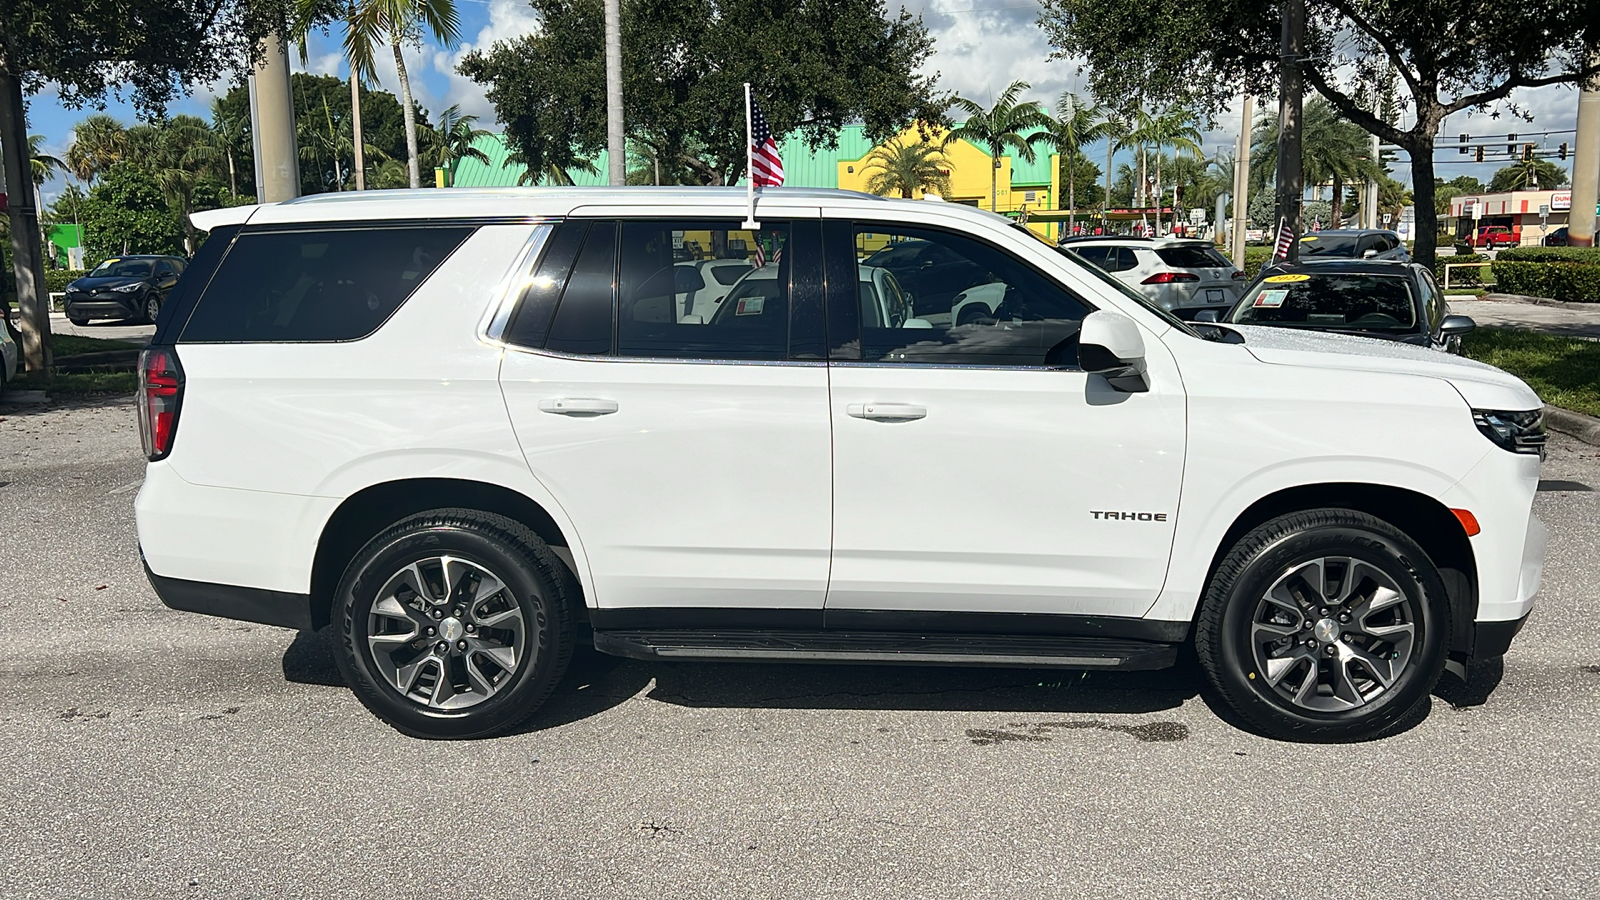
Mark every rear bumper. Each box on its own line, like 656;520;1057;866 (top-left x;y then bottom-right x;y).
143;557;317;630
1471;613;1529;659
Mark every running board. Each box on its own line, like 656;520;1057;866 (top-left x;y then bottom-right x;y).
592;629;1179;670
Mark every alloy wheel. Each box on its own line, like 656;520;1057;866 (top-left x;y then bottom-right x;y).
366;555;529;710
1248;556;1419;712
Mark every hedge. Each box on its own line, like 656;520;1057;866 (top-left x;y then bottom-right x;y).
1492;260;1600;303
1242;246;1272;280
45;269;87;294
1498;246;1600;265
1436;253;1487;287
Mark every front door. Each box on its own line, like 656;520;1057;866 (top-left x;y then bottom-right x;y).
823;219;1187;622
499;216;833;619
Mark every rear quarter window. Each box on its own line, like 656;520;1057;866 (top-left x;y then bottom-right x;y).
178;226;475;343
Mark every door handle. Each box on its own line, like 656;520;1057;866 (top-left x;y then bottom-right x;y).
846;402;927;421
538;398;619;416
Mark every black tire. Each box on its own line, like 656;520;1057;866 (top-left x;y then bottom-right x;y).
1195;509;1449;742
68;317;90;327
142;295;161;324
332;508;576;739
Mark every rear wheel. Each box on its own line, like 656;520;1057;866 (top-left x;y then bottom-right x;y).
332;508;576;739
142;295;161;324
1196;509;1449;742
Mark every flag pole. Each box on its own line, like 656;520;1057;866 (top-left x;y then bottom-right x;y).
742;82;759;230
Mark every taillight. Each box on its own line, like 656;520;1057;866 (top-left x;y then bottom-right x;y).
1142;272;1201;284
1232;270;1246;279
138;346;184;461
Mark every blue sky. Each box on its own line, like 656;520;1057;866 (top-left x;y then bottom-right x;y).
19;0;1582;204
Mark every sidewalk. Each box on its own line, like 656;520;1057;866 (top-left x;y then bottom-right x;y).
1448;295;1600;339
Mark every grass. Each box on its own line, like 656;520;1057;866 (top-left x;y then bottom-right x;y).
52;335;142;356
1443;288;1485;296
1460;328;1600;418
13;369;139;394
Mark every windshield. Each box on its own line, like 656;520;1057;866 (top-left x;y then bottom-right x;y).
1056;247;1197;336
91;259;153;278
1231;273;1417;332
1297;234;1363;258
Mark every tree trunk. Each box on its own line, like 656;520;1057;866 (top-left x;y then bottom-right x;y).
393;40;421;189
0;70;52;371
227;152;237;199
1407;132;1439;266
1330;175;1343;228
990;145;999;212
1105;140;1113;230
1067;156;1076;236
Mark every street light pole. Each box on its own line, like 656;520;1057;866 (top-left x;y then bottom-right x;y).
1231;94;1253;267
1273;0;1305;263
1570;51;1599;248
604;0;625;186
250;33;301;203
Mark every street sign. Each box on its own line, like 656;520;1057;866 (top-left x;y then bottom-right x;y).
1383;213;1392;225
1188;208;1205;224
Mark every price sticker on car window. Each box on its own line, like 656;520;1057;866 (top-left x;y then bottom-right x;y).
1254;289;1289;308
1263;273;1311;283
735;296;766;316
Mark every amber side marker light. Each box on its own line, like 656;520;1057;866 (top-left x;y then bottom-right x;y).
1450;508;1481;537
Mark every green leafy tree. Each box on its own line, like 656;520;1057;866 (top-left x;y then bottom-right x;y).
861;137;951;199
346;0;463;188
75;164;185;261
421;104;491;185
1489;159;1570;192
945;81;1052;211
1037;0;1600;265
64;114;130;183
1036;92;1107;231
458;0;946;187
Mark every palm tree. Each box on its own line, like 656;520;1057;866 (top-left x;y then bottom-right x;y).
507;148;600;186
421;104;491;185
1145;109;1203;229
944;81;1052;212
1036;93;1107;234
861;138;952;199
345;0;463;188
291;1;373;190
65;114;129;183
1253;98;1379;228
27;135;65;262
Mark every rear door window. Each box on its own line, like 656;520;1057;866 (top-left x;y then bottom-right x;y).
178;226;474;342
1154;246;1230;268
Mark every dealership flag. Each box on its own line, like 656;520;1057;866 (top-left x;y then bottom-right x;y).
742;83;785;228
1272;217;1295;261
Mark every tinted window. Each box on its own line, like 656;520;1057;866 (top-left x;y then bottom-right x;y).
1072;246;1116;270
179;226;474;343
1155;246;1231;268
154;261;176;277
710;263;752;285
1298;234;1364;258
1232;274;1418;332
505;222;587;349
1420;268;1445;329
545;222;617;355
616;221;791;360
845;225;1090;367
93;259;153;278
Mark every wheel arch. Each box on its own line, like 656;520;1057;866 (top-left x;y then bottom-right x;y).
308;478;586;630
1200;483;1478;656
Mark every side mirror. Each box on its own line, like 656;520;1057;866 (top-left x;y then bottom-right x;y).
1193;308;1221;323
1440;314;1475;337
679;313;705;325
1079;310;1149;393
903;318;933;329
1362;249;1379;259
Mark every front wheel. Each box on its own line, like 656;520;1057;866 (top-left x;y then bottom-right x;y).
333;508;576;739
142;295;161;324
1196;509;1449;742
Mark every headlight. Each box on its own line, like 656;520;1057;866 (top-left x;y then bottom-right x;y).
112;282;144;293
1473;408;1546;456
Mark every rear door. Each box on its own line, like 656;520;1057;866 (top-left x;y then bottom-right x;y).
498;214;834;621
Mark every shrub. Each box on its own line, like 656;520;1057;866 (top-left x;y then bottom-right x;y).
44;269;87;294
1498;246;1600;265
1436;253;1487;287
1242;246;1272;280
1492;260;1600;303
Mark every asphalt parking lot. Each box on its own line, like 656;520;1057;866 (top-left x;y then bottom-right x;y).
1;397;1597;899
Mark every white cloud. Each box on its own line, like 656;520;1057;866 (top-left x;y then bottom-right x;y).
429;0;543;125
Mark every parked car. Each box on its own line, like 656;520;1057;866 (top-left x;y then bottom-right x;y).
1542;227;1568;247
674;258;753;321
0;314;16;392
1296;229;1410;262
1210;260;1475;353
1468;226;1519;250
861;237;988;318
1061;237;1244;318
64;255;187;325
140;188;1546;744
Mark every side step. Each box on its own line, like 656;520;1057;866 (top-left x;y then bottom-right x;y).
592;629;1179;671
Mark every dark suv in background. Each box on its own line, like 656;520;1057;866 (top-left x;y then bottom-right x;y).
64;255;187;325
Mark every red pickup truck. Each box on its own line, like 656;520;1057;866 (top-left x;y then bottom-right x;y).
1469;226;1519;249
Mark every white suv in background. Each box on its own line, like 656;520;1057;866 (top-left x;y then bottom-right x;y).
1065;237;1244;318
137;188;1546;743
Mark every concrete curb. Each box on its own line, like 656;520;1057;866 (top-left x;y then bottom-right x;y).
1546;406;1600;446
1483;293;1600;311
0;389;50;405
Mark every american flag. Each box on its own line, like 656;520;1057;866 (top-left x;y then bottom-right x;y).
749;100;785;187
1272;217;1295;261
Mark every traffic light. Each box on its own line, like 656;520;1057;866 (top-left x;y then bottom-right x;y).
1476;146;1484;163
1523;143;1535;161
1459;134;1469;155
1560;142;1569;160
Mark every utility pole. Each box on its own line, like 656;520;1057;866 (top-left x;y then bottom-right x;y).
0;71;51;372
1273;0;1305;263
604;0;625;186
1231;95;1253;267
351;75;365;191
1570;51;1599;248
250;33;301;202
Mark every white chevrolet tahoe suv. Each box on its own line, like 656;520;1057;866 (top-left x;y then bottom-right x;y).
136;188;1547;742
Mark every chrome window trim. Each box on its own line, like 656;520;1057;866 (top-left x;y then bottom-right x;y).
504;345;827;368
478;223;556;346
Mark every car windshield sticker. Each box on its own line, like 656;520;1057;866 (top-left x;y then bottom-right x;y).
1263;273;1311;283
1299;235;1319;241
1254;289;1289;308
735;296;766;316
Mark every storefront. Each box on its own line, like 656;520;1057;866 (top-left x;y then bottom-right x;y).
1447;190;1574;246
